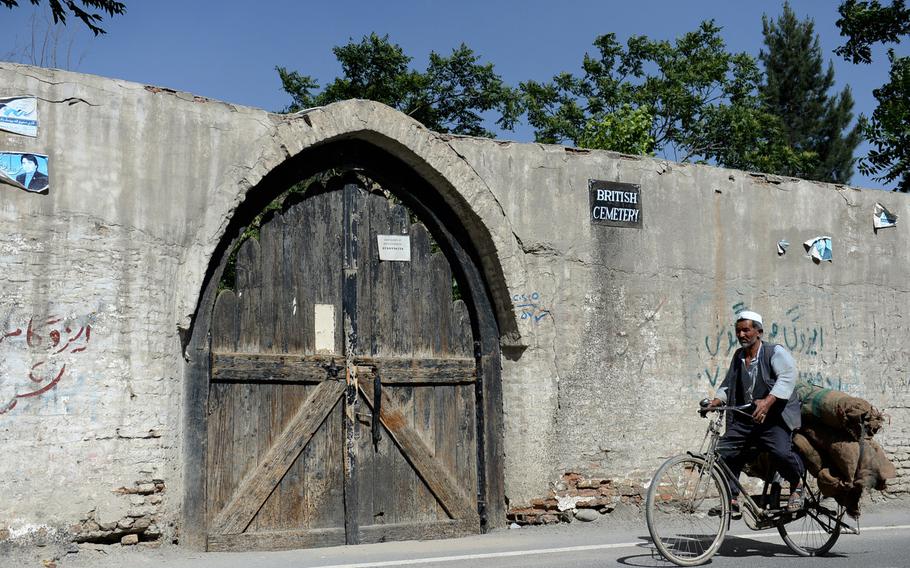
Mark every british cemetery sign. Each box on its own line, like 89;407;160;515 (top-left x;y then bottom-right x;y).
589;180;642;228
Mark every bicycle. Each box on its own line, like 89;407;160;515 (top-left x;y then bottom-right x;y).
645;400;857;566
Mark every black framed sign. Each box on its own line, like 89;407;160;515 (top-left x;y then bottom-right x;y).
589;180;642;228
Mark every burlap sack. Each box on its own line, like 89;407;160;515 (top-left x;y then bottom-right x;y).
794;422;896;518
814;467;865;518
856;438;897;491
800;421;861;483
795;382;885;439
793;432;823;475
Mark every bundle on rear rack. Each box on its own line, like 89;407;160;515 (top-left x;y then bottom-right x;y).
792;383;896;518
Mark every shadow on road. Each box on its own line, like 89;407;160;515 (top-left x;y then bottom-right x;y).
617;534;847;566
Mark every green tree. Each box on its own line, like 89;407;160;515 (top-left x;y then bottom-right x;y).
276;33;519;137
520;21;811;173
577;104;656;155
835;0;910;191
1;0;125;35
760;3;861;183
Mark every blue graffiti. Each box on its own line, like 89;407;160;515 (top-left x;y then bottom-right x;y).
513;292;550;323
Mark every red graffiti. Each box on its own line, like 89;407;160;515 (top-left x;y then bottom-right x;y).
0;315;93;415
18;364;66;398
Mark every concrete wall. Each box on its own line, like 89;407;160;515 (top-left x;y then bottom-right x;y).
0;62;907;543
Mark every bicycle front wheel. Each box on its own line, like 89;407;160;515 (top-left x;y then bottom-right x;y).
777;472;842;556
646;455;729;566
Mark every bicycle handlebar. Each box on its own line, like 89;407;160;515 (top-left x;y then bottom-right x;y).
698;398;756;417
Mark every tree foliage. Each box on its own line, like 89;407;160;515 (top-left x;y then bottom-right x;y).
759;3;861;183
276;33;519;137
577;104;656;155
519;21;810;173
836;0;910;191
1;0;125;35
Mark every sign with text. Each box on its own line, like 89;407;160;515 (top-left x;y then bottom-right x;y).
589;180;642;228
377;235;411;261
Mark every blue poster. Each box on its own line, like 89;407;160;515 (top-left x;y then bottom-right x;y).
0;152;49;193
0;96;38;137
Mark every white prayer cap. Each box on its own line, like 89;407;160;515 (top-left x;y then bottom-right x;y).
737;310;763;325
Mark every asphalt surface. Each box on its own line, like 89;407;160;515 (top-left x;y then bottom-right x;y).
8;500;910;568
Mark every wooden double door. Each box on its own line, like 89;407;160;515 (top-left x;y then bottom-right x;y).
204;181;480;551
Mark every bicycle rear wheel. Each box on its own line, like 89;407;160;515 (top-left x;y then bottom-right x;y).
777;473;842;556
646;455;729;566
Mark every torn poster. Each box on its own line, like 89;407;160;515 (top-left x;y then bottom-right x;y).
0;96;38;137
777;240;790;255
803;236;832;262
0;152;49;193
873;203;897;229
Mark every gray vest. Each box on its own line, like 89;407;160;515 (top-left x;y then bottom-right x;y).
725;342;802;431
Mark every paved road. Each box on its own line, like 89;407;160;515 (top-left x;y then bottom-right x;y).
22;501;910;568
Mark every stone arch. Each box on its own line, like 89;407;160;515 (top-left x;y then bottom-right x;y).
176;100;526;347
179;101;526;548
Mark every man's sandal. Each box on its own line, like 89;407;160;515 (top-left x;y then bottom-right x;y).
787;487;805;512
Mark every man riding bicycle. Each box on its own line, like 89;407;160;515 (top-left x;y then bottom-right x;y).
705;310;805;514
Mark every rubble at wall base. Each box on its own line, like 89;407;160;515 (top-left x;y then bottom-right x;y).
506;472;645;526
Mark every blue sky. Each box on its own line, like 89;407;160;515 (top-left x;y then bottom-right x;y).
1;0;905;189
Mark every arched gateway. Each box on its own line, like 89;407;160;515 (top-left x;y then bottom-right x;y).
182;139;506;551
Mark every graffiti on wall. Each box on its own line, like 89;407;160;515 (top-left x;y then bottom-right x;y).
696;303;836;389
513;292;551;324
0;315;94;415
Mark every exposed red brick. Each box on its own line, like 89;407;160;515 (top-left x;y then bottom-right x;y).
529;498;559;510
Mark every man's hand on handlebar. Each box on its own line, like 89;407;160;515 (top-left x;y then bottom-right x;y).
698;397;723;417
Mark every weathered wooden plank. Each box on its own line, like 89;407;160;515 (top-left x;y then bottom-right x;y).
358;518;478;544
356;189;387;357
211;353;339;383
430;253;453;355
353;357;476;384
212;379;346;535
211;290;239;353
410;223;433;357
408;223;439;519
251;383;283;531
205;382;234;525
302;388;345;529
316;184;345;353
295;196;318;355
451;300;473;357
258;212;280;354
452;300;478;506
207;527;345;552
359;385;478;523
302;188;346;532
370;199;408;529
376;203;416;526
235;238;262;354
281;200;306;353
430;253;456;519
230;382;260;524
276;384;303;528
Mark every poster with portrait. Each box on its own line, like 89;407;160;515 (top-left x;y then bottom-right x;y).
0;96;39;137
0;152;50;193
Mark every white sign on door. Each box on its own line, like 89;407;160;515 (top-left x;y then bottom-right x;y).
377;235;411;262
